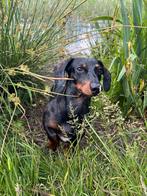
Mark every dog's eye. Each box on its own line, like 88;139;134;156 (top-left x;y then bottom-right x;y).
95;67;103;75
77;67;84;72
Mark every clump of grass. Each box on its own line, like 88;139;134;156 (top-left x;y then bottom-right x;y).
0;0;78;69
90;0;147;123
0;0;86;116
0;95;146;195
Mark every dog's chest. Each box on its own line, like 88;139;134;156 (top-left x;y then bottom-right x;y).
67;97;90;117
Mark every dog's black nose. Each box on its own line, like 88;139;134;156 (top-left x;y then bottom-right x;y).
90;83;101;92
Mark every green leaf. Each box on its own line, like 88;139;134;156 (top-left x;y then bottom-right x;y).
143;91;147;111
109;57;120;71
132;64;144;86
117;66;126;82
122;78;131;99
129;53;137;62
133;0;143;26
132;0;143;56
120;0;130;58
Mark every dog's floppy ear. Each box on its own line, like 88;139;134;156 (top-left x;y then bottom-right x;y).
97;60;111;92
52;58;74;93
103;67;111;91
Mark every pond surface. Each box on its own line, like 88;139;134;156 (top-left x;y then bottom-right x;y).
65;17;102;56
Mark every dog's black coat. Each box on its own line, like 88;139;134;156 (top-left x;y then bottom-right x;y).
43;57;111;150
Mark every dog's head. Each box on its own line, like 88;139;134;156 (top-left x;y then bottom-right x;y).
52;57;111;96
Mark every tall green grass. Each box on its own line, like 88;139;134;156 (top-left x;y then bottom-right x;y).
91;0;147;122
0;96;146;195
0;0;79;69
0;0;85;114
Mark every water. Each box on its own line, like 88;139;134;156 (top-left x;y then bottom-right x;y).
65;17;101;56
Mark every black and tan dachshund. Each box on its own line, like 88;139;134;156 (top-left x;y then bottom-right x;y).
43;57;111;151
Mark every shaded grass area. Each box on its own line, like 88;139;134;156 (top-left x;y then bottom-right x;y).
0;94;146;195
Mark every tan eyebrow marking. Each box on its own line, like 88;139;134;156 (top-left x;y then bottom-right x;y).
82;64;87;68
95;64;100;67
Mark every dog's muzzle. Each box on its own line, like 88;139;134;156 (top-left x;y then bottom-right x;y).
90;83;101;96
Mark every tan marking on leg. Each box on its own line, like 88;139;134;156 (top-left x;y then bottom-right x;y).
48;139;59;151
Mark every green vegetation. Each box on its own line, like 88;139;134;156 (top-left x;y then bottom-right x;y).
76;0;118;19
0;95;146;195
91;0;147;122
0;0;146;195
